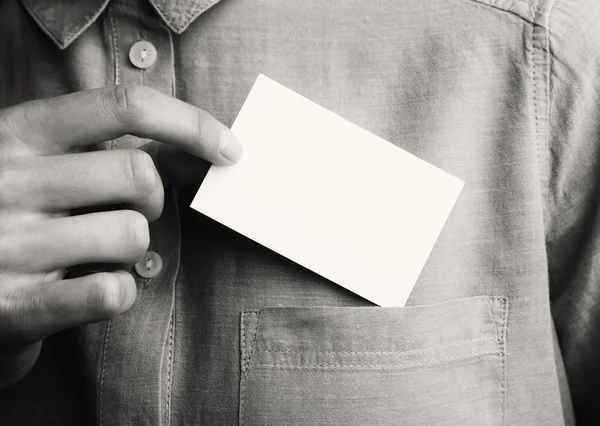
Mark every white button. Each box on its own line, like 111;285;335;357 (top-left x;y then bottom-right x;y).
134;251;163;278
129;40;157;69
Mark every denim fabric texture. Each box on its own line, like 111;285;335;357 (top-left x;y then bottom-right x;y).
0;0;597;424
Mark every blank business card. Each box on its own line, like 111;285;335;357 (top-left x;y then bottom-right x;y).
191;74;464;307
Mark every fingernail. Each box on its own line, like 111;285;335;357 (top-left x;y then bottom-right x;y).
220;132;243;163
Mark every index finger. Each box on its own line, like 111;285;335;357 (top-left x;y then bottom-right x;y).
0;85;242;165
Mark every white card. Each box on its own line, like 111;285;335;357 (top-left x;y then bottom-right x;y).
191;74;464;307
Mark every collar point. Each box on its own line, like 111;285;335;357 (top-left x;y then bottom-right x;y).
20;0;109;50
149;0;222;35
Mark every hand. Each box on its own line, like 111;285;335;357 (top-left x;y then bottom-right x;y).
0;85;242;360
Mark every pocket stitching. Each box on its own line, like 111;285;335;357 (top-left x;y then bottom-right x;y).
255;350;501;369
240;310;260;426
486;297;509;425
241;296;509;424
239;312;247;426
500;298;509;425
261;336;497;357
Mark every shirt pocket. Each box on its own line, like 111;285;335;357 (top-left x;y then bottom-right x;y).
239;296;507;425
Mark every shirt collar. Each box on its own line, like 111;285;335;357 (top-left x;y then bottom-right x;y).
20;0;222;49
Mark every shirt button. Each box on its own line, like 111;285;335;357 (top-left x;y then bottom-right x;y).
135;251;163;278
129;40;157;69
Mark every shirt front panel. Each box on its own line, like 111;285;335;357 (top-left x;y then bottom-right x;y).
0;0;572;424
170;0;563;424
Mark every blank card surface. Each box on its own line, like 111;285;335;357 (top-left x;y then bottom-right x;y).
191;74;464;307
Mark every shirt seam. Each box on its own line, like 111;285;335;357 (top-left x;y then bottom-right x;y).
163;28;179;425
530;1;553;235
108;7;120;151
98;320;112;426
545;0;559;232
531;2;542;221
165;189;181;426
165;311;175;426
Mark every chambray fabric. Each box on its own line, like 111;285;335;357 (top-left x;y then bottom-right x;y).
0;0;598;424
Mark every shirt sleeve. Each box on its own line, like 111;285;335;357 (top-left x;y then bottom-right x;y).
545;1;600;423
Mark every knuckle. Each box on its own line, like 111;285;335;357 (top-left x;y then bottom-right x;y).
109;84;146;126
0;283;39;340
0;113;12;142
0;224;33;270
123;149;157;197
0;286;20;326
0;109;33;157
195;110;220;154
0;108;23;144
0;159;15;206
91;273;127;318
122;210;150;258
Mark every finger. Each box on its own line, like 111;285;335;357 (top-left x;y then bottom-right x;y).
13;271;136;342
1;210;149;273
2;150;164;220
0;85;243;165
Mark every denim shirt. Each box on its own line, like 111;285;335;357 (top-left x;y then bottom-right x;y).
0;0;597;424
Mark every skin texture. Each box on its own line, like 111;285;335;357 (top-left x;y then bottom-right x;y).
0;84;242;353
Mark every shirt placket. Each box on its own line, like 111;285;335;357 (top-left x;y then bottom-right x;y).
97;1;180;425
